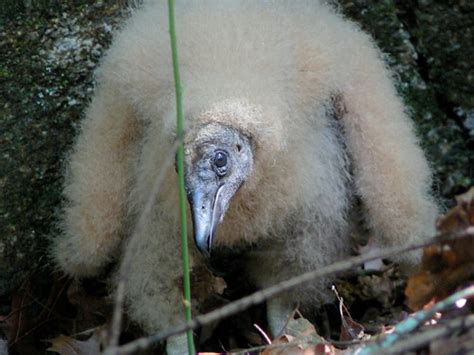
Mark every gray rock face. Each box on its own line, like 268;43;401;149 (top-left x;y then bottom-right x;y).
0;2;127;296
338;0;473;198
1;0;472;296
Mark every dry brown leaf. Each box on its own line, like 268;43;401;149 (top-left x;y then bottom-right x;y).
404;272;435;310
262;315;337;355
436;187;474;235
332;285;365;342
339;314;365;343
263;340;336;355
284;317;318;338
179;264;227;305
406;187;474;310
335;265;405;314
46;331;102;355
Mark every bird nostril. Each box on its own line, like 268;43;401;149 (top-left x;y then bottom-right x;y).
202;205;205;210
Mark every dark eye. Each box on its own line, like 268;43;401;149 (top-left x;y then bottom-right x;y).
214;151;227;168
213;151;228;177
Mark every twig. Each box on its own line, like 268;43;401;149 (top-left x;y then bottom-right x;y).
11;318;52;345
15;282;28;342
386;314;474;354
107;281;124;347
254;323;272;345
0;302;34;322
67;325;103;338
356;285;474;354
104;231;468;355
106;141;179;349
25;277;71;321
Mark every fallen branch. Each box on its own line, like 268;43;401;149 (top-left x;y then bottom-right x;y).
104;230;471;355
356;285;474;354
386;314;474;354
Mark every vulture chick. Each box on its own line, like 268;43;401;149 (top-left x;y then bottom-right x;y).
53;0;439;353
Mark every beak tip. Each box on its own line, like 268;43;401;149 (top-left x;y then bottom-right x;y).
194;231;212;258
190;187;223;258
195;240;211;258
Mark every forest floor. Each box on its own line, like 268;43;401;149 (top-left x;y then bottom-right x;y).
1;189;473;354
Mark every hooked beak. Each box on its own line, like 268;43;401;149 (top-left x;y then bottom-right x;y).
190;185;225;257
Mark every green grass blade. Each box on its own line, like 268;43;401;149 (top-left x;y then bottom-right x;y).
167;0;196;354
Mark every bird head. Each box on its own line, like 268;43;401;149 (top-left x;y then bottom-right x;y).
183;122;253;257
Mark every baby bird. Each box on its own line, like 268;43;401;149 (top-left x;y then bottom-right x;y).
53;1;439;353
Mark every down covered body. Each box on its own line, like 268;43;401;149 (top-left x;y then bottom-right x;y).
53;1;439;353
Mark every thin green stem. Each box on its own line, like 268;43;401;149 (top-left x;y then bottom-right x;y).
167;1;195;354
